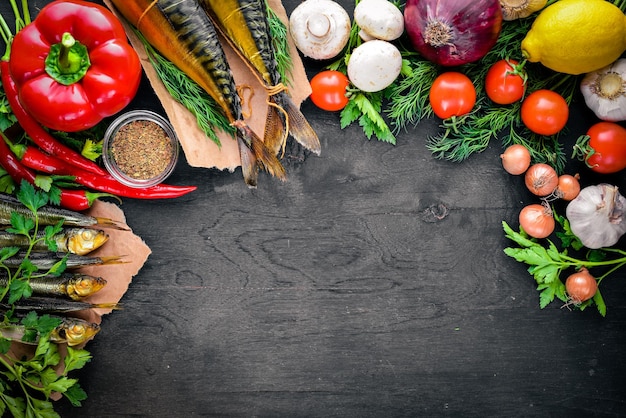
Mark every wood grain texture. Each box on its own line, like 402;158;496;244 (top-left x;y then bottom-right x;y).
2;1;624;417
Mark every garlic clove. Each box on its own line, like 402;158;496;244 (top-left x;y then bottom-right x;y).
347;40;402;92
289;0;352;60
354;0;405;41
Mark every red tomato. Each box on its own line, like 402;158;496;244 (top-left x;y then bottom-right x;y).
429;72;476;119
309;70;350;111
583;122;626;174
485;59;526;105
521;89;569;136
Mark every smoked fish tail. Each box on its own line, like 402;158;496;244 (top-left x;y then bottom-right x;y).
264;105;288;156
201;0;321;155
233;121;287;185
278;94;321;156
237;136;259;188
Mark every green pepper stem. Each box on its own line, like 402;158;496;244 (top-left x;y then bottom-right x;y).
59;32;80;74
44;32;91;85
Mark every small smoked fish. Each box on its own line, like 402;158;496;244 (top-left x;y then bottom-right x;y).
0;272;107;300
1;296;120;313
0;193;126;229
51;316;101;346
2;251;124;270
200;0;320;156
0;227;109;255
109;0;286;187
0;317;100;346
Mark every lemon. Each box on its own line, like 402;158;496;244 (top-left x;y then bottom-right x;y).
521;0;626;75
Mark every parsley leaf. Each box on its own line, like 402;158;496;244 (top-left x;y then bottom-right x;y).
502;219;626;316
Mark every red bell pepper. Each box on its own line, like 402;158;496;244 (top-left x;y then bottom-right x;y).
1;60;107;176
7;0;142;132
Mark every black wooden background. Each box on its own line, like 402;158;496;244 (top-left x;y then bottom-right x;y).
2;0;626;417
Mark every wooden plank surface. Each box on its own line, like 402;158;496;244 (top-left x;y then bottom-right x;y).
3;1;625;417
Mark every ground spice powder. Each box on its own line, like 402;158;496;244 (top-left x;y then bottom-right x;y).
110;120;174;180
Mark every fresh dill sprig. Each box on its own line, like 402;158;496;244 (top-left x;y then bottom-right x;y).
266;1;293;86
426;101;517;162
133;30;234;147
386;53;437;131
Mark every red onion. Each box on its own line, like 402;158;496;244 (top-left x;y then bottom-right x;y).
403;0;503;66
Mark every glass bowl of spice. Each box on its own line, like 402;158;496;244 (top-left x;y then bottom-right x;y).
102;110;179;188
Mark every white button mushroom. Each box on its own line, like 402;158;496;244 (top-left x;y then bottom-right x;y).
354;0;404;41
289;0;352;60
347;40;402;92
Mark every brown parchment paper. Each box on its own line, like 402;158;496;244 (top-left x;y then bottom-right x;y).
104;0;312;171
5;200;151;397
75;200;152;323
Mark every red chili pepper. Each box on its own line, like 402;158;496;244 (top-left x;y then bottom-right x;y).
18;144;197;199
0;131;101;210
1;61;107;177
0;129;39;186
7;0;141;132
59;189;113;212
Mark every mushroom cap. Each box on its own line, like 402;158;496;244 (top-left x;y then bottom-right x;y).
289;0;351;60
347;40;402;92
354;0;405;41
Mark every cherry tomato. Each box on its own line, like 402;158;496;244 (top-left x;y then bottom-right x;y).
309;70;350;111
521;89;569;136
429;72;476;119
580;122;626;174
485;59;526;105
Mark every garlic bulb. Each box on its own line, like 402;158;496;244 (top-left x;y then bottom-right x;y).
566;184;626;249
499;0;548;21
289;0;351;60
580;58;626;122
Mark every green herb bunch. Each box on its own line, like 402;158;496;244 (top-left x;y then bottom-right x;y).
503;212;626;317
0;183;90;418
326;0;586;173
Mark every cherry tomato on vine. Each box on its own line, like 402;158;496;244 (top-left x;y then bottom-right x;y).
309;70;350;111
485;59;526;105
429;72;476;119
520;89;569;136
575;121;626;174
